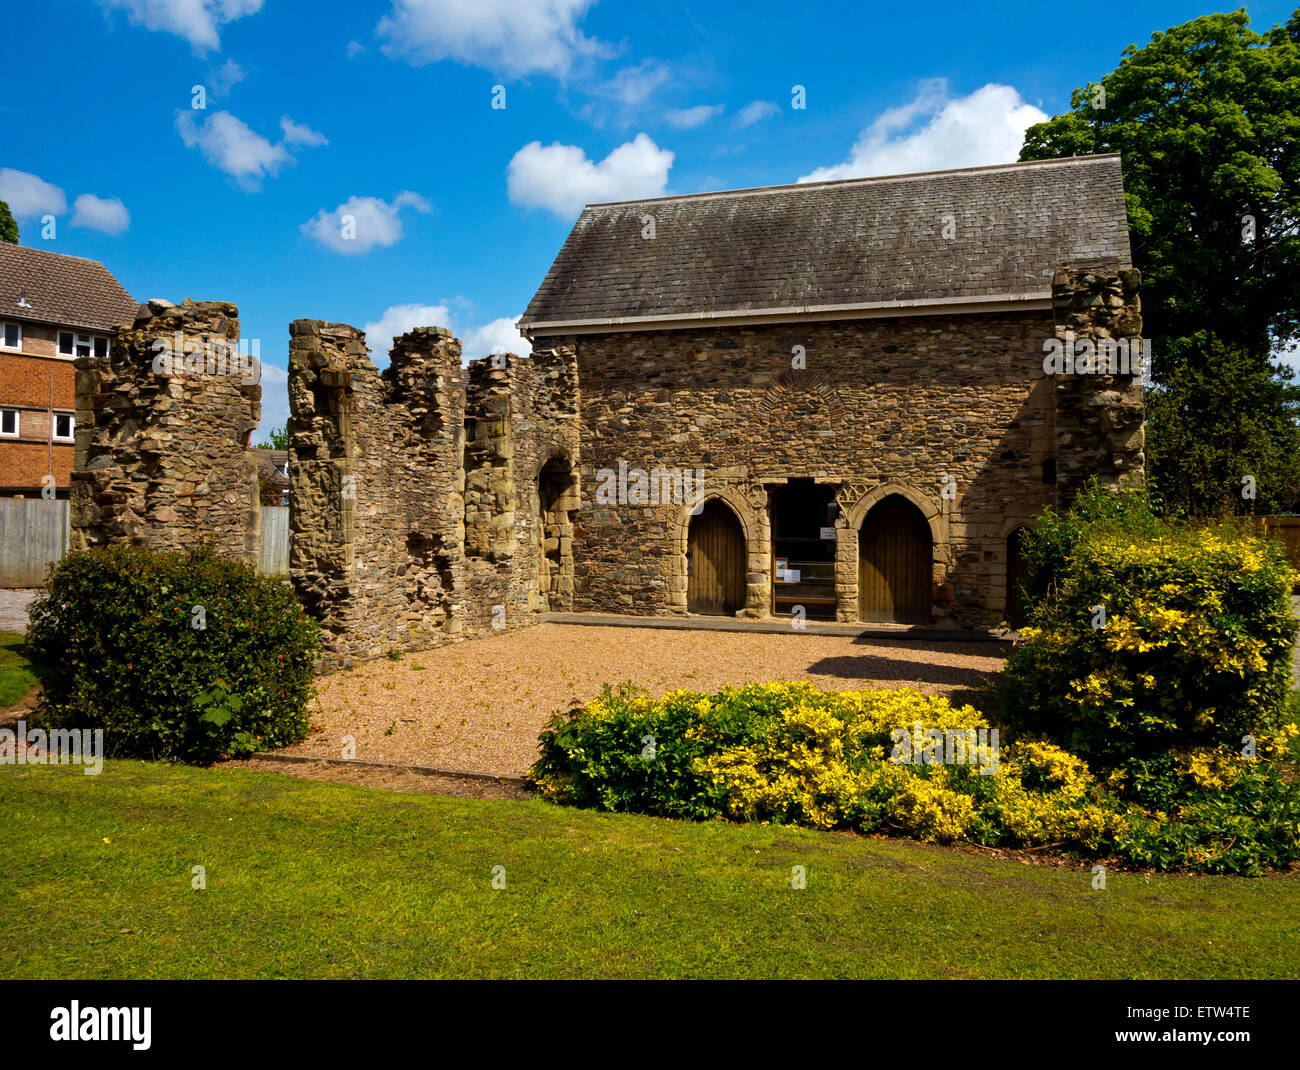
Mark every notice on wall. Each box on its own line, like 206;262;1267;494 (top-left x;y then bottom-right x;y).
820;527;836;540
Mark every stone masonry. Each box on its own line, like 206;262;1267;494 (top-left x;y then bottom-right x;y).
70;298;261;562
287;320;579;668
536;266;1144;628
1051;266;1145;502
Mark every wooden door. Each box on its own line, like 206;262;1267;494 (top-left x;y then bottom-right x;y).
687;501;746;615
858;496;931;624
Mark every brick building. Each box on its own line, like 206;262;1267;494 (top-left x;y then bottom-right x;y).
519;154;1145;628
0;243;137;496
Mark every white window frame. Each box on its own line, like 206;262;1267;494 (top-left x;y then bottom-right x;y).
57;331;106;360
51;411;75;442
0;408;18;438
0;321;21;352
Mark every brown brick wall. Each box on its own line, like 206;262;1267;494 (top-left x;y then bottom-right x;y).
1;328;80;490
0;441;75;494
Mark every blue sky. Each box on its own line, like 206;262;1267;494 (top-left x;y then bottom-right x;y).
2;0;1296;436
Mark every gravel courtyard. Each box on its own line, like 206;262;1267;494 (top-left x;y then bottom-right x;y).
288;623;1008;777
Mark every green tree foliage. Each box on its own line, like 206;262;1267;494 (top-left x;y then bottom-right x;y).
1146;335;1300;514
0;199;18;244
254;424;289;451
1020;9;1300;514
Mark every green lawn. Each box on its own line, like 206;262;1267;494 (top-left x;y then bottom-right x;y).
0;631;39;709
2;761;1297;979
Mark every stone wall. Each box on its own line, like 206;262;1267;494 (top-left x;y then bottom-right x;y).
70;298;261;561
550;264;1144;627
288;322;579;668
1051;266;1146;503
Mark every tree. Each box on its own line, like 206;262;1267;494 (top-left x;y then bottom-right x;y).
254;425;289;451
0;199;17;244
1145;335;1300;514
1020;8;1300;513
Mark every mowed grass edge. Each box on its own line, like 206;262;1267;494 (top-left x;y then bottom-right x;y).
1;761;1297;979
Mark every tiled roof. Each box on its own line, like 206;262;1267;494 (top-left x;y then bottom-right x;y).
0;242;137;331
253;449;289;486
520;154;1131;331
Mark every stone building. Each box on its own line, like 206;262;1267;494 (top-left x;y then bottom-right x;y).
67;153;1143;666
519;154;1144;627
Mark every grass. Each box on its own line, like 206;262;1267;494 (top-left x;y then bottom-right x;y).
0;631;39;709
2;761;1298;979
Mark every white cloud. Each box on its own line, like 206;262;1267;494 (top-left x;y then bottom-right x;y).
364;303;454;358
363;305;530;363
210;58;246;96
375;0;605;78
734;100;779;129
798;80;1047;183
176;110;289;189
664;104;723;129
463;317;531;360
300;192;431;255
98;0;263;54
508;133;673;218
280;116;328;148
176;109;327;190
603;60;673;108
71;194;131;234
346;40;367;58
0;169;67;219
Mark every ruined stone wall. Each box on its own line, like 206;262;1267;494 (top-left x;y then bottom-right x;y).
70;299;261;562
288;322;579;667
1051;266;1146;503
559;265;1143;627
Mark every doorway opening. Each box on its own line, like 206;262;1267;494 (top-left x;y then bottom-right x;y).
770;479;837;620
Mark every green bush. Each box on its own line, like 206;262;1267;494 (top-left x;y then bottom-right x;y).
27;544;319;763
1001;486;1297;784
532;680;1300;873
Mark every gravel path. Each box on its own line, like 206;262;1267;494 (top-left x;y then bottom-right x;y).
288;623;1008;778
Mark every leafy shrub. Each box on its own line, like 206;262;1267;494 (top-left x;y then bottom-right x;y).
532;681;1300;873
1001;488;1298;785
27;544;319;763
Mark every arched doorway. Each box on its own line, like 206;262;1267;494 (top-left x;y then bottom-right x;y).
1006;526;1030;628
536;456;576;611
687;499;746;615
858;494;932;624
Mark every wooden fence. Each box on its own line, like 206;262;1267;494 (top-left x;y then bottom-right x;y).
0;501;290;586
259;506;289;576
0;498;69;587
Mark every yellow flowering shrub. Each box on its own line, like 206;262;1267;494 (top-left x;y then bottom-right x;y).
532;678;1300;872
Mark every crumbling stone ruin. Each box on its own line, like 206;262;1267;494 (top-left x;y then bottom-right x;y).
70;298;261;562
287;320;579;667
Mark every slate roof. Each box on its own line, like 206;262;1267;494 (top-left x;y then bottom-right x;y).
0;242;137;331
520;154;1130;332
